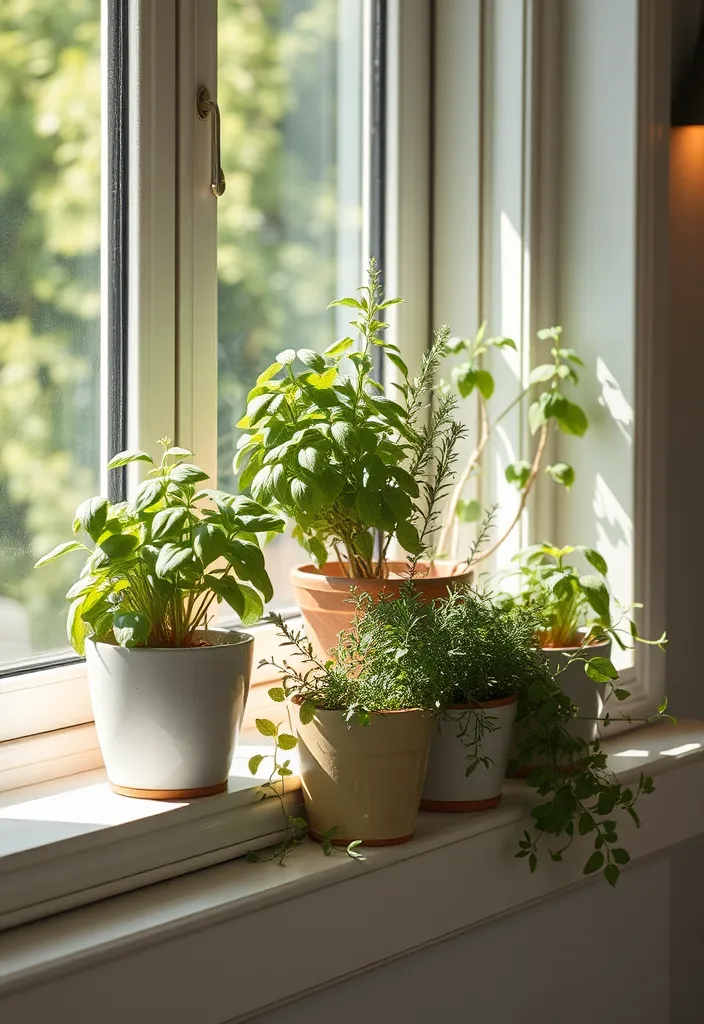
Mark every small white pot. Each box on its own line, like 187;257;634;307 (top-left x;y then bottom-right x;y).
421;695;518;811
543;636;612;742
85;629;253;799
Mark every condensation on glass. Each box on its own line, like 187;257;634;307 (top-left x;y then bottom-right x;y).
217;0;365;609
0;3;101;669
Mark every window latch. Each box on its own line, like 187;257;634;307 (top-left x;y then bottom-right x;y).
196;86;225;197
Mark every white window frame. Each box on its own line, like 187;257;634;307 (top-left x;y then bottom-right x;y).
0;0;669;787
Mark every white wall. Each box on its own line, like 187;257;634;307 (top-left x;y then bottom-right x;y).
253;856;672;1024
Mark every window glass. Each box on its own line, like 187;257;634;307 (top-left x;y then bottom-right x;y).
0;2;101;669
217;0;364;608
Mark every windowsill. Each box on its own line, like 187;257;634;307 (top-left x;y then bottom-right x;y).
0;720;703;1022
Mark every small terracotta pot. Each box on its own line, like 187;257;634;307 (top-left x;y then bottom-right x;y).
291;700;433;845
421;695;518;811
290;560;472;659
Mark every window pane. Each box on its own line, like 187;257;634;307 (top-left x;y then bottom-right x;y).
0;3;101;669
217;0;365;609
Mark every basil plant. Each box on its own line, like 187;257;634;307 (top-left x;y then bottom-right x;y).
35;440;284;652
504;542;667;704
234;260;464;579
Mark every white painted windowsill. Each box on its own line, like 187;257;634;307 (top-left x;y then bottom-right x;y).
0;720;703;1024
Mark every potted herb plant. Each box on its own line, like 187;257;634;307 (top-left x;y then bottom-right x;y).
35;440;283;799
234;259;471;657
505;542;667;741
260;590;449;846
416;588;542;811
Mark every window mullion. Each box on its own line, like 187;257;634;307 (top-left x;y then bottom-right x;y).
176;0;218;485
127;0;178;469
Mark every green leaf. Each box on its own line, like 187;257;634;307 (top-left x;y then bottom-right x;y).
585;657;619;682
308;367;338;389
209;575;264;624
290;817;308;830
113;611;150;648
614;688;631;701
193;523;228;567
579;812;596;835
169;463;210;485
277;348;296;365
612;848;630;865
386;352;409;377
297;348;326;371
34;540;85;568
529;363;558;384
134;478;164;512
353;529;375;562
582;547;608;576
583;851;605;875
155;543;194;578
604;863;620;887
396;520;421;555
73;496;109;541
474;369;494;399
546;463;575;489
248;754;265;775
324;336;355;358
346;840;365;859
537;326;562;341
256;361;282;386
355;487;383;529
556;400;589;437
327;296;362;309
67;596;87;655
488;335;517;351
457;499;482;524
580;575;611;622
151;507;188;540
505;460;531;490
277;733;298;750
298;447;324;473
331;420;359;454
299;699;316;725
390;466;420;498
163;446;194;458
255;719;278;737
99;533;139;560
107;449;154;470
268;687;286;703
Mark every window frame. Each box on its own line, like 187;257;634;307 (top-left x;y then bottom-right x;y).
0;0;669;782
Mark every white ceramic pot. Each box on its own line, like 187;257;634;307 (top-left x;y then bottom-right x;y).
543;636;612;742
292;702;433;845
85;629;253;799
421;696;518;811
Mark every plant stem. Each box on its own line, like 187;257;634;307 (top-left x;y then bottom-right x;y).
437;397;489;558
468;419;549;568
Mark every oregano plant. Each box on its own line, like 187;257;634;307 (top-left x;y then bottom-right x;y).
234;259;465;578
35;439;284;650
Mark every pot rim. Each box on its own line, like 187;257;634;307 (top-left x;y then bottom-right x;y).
290;693;426;716
447;693;518;710
291;560;472;590
540;632;612;654
86;627;253;653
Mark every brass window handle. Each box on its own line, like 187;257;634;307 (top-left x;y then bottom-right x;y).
196;86;225;197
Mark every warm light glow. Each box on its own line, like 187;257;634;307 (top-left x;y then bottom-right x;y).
659;743;702;758
671;127;704;194
0;783;182;826
614;749;650;759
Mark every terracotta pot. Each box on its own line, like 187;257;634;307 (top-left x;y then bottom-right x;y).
421;695;518;811
291;701;433;845
85;629;253;799
290;560;472;659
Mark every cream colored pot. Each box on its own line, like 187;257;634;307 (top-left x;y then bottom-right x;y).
86;629;252;799
421;696;518;811
543;636;612;741
291;701;433;845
